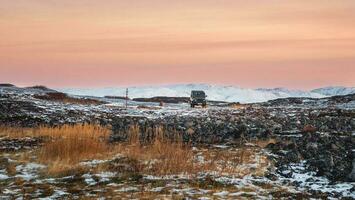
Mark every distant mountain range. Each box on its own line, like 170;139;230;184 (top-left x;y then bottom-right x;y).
58;84;355;103
310;86;355;96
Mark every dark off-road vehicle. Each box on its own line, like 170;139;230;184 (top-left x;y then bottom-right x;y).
190;90;207;108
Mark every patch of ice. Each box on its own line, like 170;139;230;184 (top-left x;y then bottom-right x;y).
107;183;121;187
115;186;139;192
15;163;45;181
172;188;206;196
195;154;205;164
149;187;165;192
80;159;108;167
229;191;257;196
199;189;210;194
277;161;355;198
2;189;19;195
213;144;229;149
41;178;56;183
82;174;97;186
213;191;229;196
279;134;303;138
0;174;9;180
38;190;69;200
95;171;117;182
144;174;192;180
18;163;46;170
0;169;9;180
244;143;257;147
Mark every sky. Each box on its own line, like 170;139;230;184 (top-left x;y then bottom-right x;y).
0;0;354;89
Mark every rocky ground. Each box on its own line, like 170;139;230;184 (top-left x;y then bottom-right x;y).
0;85;354;199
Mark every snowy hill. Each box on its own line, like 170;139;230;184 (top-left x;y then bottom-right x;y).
58;84;334;103
0;83;353;103
311;86;355;96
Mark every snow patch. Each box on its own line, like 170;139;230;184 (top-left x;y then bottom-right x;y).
58;84;331;103
115;186;139;192
15;163;46;181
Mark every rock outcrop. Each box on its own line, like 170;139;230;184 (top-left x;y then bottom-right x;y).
267;132;354;182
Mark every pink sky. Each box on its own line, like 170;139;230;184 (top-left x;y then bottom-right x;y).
0;0;354;89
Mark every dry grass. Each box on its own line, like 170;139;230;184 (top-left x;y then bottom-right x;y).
228;102;246;109
36;124;110;140
113;126;270;177
34;124;113;176
117;125;194;175
44;162;88;177
0;124;110;139
1;124;271;178
0;126;35;138
38;125;110;163
0;124;113;176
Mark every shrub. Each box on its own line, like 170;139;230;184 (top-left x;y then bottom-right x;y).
37;124;111;163
33;92;104;105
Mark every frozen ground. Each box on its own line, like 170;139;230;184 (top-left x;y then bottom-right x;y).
0;85;354;199
0;145;353;199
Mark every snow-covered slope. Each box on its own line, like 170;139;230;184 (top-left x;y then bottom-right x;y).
311;86;355;96
58;84;330;103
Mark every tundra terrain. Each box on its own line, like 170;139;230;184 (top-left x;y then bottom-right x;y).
0;84;354;199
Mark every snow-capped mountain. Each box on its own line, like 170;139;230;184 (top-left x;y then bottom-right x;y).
1;83;352;103
57;84;342;103
311;86;355;96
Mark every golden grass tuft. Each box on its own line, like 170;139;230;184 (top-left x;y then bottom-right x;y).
44;161;88;177
0;124;109;139
116;125;195;175
228;103;246;109
25;124;112;176
0;126;34;138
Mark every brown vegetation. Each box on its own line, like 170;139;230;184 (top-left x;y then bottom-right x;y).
303;124;317;133
228;102;246;109
253;138;276;148
1;124;112;176
115;125;194;175
1;124;270;178
0;126;33;138
33;92;104;105
37;125;111;160
36;125;112;176
110;125;269;177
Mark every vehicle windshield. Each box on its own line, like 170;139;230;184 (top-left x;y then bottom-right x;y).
191;91;205;98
